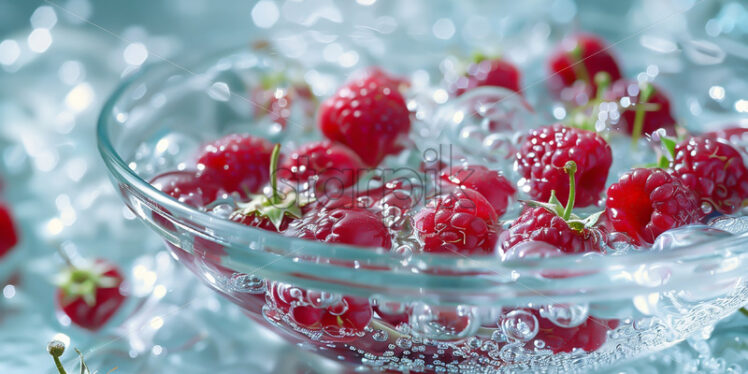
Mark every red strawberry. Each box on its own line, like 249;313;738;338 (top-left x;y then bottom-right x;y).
451;56;521;96
606;168;703;245
502;161;604;254
318;68;411;167
269;282;372;341
605;80;676;138
289;207;392;249
516;124;612;207
439;164;515;217
279;140;365;193
231;144;304;232
150;170;219;208
196;134;274;198
56;258;126;331
0;203;18;258
414;188;499;255
548;33;622;100
670;136;748;214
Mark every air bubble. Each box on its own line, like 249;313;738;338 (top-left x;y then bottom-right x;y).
229;273;266;294
501;310;539;342
372;329;389;342
539;304;589;328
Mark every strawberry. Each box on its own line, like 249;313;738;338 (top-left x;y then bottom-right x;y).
501;161;604;254
451;56;522;96
279;140;365;193
414;188;499;255
670;135;748;214
516;124;612;208
0;203;18;258
606;168;703;245
439;164;515;217
195;134;274;198
548;33;622;101
55;256;126;331
230;144;305;232
605;80;676;140
318;68;411;167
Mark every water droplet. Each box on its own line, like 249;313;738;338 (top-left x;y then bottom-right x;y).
229;273;266;294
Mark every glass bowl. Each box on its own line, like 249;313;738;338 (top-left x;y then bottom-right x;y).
97;47;748;373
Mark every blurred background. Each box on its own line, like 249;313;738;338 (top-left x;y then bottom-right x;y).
0;0;746;373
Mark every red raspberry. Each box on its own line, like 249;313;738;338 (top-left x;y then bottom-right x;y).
703;126;748;155
500;207;601;254
670;136;748;214
318;68;411;167
290;207;392;249
414;188;499;255
196;134;274;198
150;171;219;208
606;168;703;245
439;164;515;217
516;124;612;207
269;282;372;341
531;309;619;353
451;57;521;96
230;144;305;233
0;203;18;258
548;33;622;100
279;140;365;193
605;80;676;137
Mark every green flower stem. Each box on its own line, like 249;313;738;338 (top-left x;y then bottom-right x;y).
631;83;655;148
269;144;281;204
740;307;748;318
563;161;577;220
594;72;611;102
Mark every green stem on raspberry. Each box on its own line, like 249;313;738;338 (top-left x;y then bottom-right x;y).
269;144;281;205
631;82;655;147
569;44;590;86
594;72;611;102
48;340;68;374
563;161;577;220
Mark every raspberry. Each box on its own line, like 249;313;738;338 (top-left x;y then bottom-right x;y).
439;164;515;217
289;207;392;249
196;134;274;198
451;57;521;96
516;124;612;207
606;80;676;137
548;33;622;100
502;161;603;254
230;144;304;232
670;136;748;214
0;203;18;258
414;188;499;255
531;309;619;353
269;282;373;341
279;140;365;193
318;68;411;167
606;168;703;245
150;170;219;207
501;207;601;254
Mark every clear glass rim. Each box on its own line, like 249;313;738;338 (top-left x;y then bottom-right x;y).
96;47;748;302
